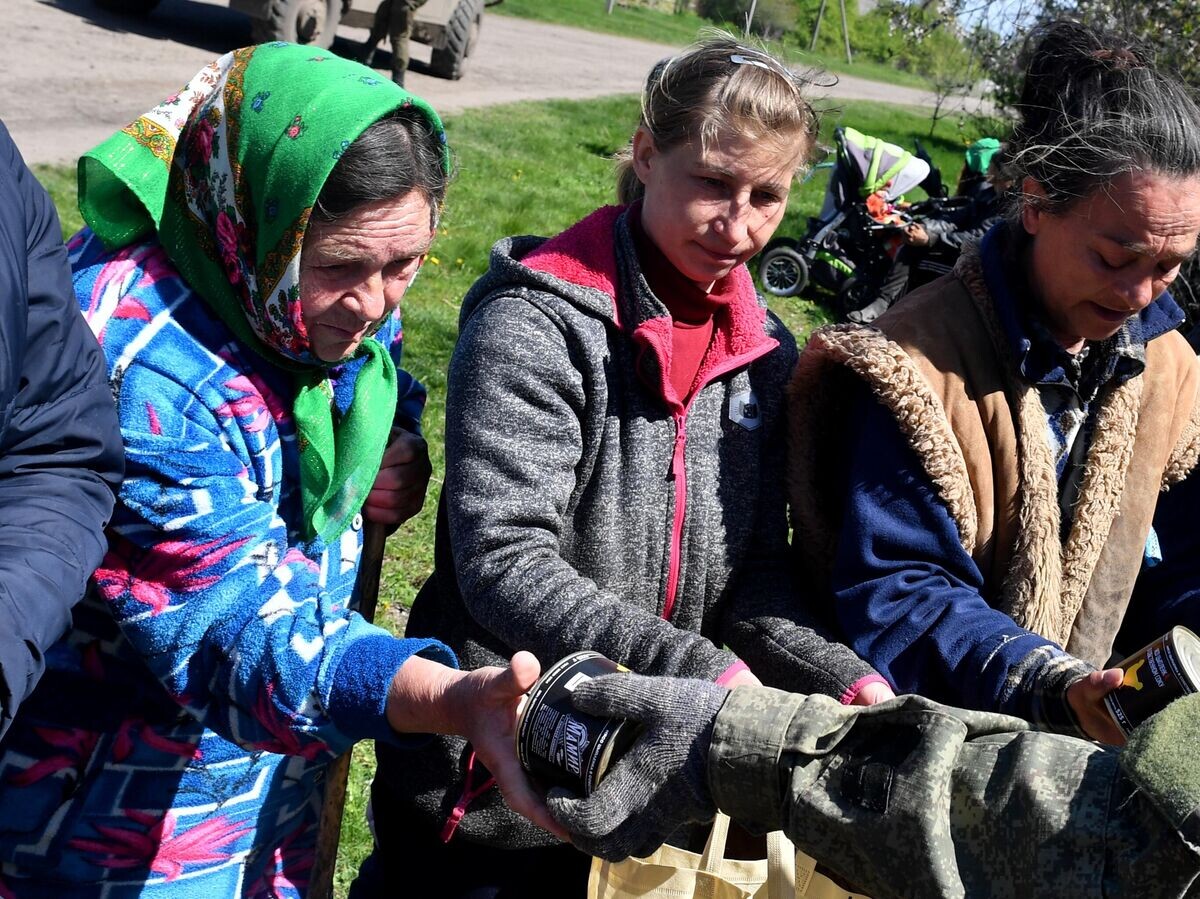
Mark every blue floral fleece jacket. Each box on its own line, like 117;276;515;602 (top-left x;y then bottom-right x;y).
0;230;452;898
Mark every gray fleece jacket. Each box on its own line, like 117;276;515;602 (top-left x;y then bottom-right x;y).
374;205;880;849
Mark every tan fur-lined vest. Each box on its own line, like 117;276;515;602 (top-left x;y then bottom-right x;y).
788;249;1200;667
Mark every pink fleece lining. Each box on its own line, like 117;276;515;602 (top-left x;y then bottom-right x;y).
715;660;751;686
840;674;891;705
520;205;777;376
634;317;679;407
631;264;773;409
522;205;624;328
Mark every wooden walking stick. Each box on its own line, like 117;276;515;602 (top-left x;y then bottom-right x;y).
309;518;389;899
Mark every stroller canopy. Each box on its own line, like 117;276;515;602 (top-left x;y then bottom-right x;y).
840;126;931;200
817;126;931;223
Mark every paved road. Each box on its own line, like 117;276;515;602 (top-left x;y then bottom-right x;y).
1;0;981;166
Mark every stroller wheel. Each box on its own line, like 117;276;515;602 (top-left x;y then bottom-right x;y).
759;245;809;298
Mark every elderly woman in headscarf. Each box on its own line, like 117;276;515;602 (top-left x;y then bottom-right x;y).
0;43;552;897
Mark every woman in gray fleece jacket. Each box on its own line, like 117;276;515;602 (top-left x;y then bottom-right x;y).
354;36;892;898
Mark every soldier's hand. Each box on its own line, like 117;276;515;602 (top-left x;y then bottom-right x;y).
546;673;729;860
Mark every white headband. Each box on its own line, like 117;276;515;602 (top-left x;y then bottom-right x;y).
730;53;774;72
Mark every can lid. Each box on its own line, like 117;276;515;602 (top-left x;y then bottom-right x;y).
1171;626;1200;692
515;651;610;774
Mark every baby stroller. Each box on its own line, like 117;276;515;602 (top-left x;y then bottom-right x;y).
902;136;1005;293
758;126;934;318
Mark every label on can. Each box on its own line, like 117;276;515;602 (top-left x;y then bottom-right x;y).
1104;626;1200;735
515;651;637;796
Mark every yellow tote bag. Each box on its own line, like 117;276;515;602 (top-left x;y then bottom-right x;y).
588;812;873;899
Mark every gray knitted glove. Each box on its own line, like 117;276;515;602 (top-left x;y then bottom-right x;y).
545;673;730;861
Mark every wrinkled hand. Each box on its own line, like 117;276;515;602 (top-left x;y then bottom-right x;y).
546;673;730;861
1067;667;1126;745
851;680;896;706
454;652;568;839
365;428;431;527
385;651;564;838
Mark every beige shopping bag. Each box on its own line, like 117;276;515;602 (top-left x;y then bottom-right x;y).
588;812;872;899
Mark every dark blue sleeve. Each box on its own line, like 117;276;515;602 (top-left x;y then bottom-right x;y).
394;369;426;436
376;305;426;435
830;381;1059;714
0;122;124;738
1120;467;1200;653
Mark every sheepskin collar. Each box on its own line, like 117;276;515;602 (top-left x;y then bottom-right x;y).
789;246;1200;656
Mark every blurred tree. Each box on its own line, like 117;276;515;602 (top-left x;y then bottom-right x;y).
696;0;797;37
888;0;1037;111
889;0;1200;326
922;35;978;135
1053;0;1200;81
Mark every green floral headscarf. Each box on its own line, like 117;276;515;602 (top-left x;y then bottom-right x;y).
78;43;449;546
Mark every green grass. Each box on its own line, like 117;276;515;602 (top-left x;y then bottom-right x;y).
492;0;939;90
493;0;712;46
39;94;969;897
35;164;84;237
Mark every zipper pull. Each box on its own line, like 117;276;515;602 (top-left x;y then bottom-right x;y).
440;802;467;843
667;417;686;477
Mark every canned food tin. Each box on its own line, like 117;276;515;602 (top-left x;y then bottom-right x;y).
515;651;639;796
1104;625;1200;736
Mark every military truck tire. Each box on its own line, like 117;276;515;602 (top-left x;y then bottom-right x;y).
95;0;162;13
429;0;483;80
251;0;340;47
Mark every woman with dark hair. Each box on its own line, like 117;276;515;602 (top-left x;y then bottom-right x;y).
789;19;1200;746
0;44;553;896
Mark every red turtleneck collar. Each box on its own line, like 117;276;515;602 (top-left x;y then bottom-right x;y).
630;204;739;402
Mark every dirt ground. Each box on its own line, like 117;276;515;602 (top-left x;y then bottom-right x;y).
1;0;963;166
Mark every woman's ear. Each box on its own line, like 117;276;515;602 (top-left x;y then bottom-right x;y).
1021;176;1048;234
631;127;657;183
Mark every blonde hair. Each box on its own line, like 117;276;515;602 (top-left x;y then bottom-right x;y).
616;33;820;205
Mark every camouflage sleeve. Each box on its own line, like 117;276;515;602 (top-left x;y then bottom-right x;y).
706;686;812;835
709;689;1200;898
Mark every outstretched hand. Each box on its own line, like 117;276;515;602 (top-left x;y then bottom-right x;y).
454;651;567;838
546;673;730;861
1067;667;1126;745
385;651;565;838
